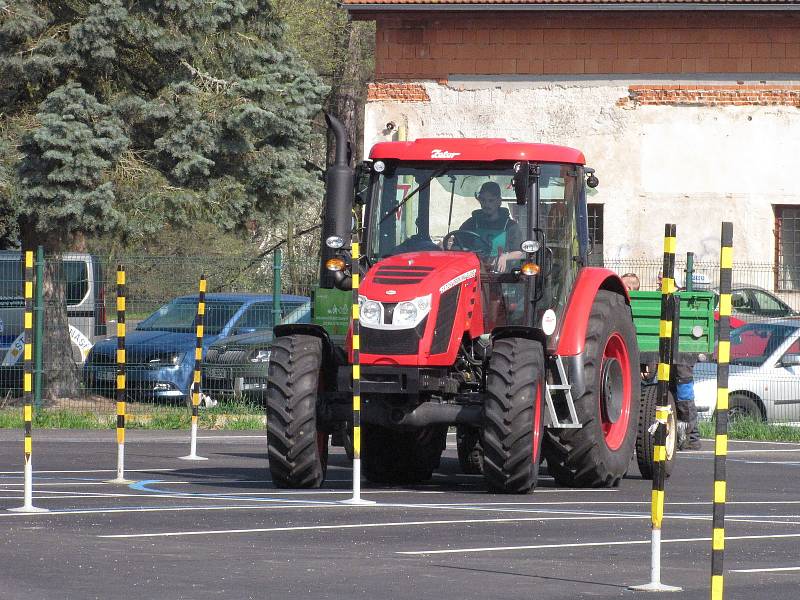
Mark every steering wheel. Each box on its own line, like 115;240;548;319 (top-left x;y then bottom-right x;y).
442;230;493;254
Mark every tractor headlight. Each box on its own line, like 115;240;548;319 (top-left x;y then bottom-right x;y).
359;296;383;326
392;294;432;328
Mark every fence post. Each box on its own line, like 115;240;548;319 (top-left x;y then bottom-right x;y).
181;274;208;461
9;251;47;513
107;266;131;484
33;246;44;410
685;252;694;293
710;223;733;600
273;249;282;327
630;224;680;592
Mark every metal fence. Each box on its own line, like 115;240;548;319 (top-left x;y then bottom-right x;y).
2;251;800;424
0;250;320;420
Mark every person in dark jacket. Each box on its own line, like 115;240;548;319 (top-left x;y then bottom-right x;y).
458;181;523;272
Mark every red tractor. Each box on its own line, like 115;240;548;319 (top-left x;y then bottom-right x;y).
266;116;640;493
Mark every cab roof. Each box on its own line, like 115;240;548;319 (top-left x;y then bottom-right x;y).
369;138;585;164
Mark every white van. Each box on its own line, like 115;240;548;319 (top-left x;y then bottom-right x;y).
0;252;106;372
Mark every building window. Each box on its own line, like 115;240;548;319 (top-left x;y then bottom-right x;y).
775;205;800;291
587;203;603;265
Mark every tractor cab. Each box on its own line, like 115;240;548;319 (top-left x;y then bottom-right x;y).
359;139;592;338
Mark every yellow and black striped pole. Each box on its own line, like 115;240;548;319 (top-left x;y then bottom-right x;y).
631;224;680;591
108;266;131;484
10;251;46;513
711;222;733;600
342;241;374;506
181;275;208;461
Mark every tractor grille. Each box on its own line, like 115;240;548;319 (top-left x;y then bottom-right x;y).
372;265;434;286
362;317;428;355
431;287;460;355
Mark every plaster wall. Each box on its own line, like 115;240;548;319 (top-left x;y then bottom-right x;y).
364;81;800;271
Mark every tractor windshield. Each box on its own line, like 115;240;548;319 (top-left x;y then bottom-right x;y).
366;162;580;329
367;164;520;262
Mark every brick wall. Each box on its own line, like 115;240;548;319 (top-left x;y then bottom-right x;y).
373;11;800;80
620;84;800;107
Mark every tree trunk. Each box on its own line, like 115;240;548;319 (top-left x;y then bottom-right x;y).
42;257;81;402
326;22;368;166
20;225;82;404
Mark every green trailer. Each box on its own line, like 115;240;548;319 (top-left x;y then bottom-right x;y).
628;289;716;479
629;290;716;365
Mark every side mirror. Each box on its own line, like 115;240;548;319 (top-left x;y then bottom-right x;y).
512;161;530;205
781;353;800;368
585;167;599;188
234;326;257;336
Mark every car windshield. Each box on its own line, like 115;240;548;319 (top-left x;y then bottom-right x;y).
730;322;800;366
137;299;243;335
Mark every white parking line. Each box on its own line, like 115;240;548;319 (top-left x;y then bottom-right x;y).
731;566;800;573
0;468;177;475
398;532;800;555
99;515;652;539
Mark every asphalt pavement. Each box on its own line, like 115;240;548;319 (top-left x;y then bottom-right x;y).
0;429;799;600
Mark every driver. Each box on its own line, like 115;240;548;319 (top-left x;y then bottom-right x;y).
459;182;524;271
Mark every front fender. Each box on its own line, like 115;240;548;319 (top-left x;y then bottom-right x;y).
553;268;630;356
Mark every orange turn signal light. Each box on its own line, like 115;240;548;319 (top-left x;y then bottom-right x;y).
325;257;346;272
520;262;540;276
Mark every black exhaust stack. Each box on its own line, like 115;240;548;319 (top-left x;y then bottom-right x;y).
320;113;355;289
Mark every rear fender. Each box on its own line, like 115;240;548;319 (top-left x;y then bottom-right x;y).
553;268;630;356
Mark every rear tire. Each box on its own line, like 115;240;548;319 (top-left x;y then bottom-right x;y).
456;426;484;475
482;337;545;494
543;291;640;487
266;335;327;488
636;384;677;480
363;424;447;484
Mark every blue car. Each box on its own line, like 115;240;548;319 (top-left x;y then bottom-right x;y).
84;293;309;403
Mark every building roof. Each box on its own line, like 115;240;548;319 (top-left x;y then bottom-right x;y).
342;0;799;9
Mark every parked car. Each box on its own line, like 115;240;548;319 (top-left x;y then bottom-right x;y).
1;252;105;394
202;299;312;402
711;285;797;324
84;293;308;403
693;318;800;422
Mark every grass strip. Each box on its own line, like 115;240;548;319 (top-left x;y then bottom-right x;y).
698;417;800;442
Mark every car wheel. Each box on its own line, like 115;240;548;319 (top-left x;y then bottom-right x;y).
727;393;764;423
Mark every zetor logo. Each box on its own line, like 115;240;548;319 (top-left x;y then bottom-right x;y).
431;149;461;159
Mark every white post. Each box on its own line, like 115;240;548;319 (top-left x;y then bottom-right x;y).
180;420;207;461
9;458;48;514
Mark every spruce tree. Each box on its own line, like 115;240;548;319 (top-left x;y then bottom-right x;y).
0;0;327;400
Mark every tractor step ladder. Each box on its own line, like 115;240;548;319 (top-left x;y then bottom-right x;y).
544;355;581;429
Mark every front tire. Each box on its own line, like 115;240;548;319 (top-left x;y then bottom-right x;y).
543;290;640;487
482;337;545;494
266;335;327;488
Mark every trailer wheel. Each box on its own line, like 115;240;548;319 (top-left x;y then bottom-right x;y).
543;290;640;487
636;384;677;480
482;337;545;494
363;424;447;484
266;335;327;488
456;426;484;475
